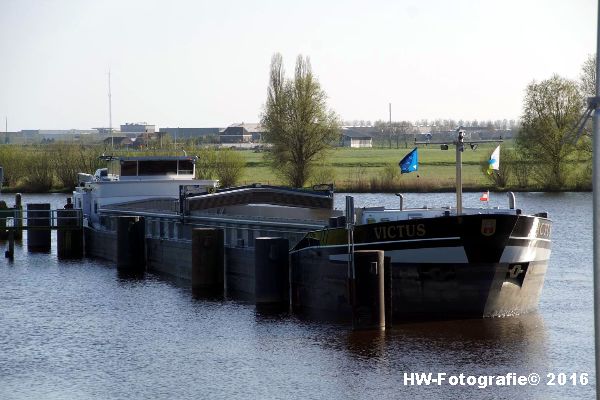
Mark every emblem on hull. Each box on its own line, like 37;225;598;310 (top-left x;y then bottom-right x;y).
481;219;496;236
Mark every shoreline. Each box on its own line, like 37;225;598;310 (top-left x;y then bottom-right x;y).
0;186;592;195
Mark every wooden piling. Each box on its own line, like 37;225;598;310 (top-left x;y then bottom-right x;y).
4;229;14;260
27;203;51;252
384;256;393;328
57;209;83;259
254;237;289;309
14;194;22;240
352;250;385;331
191;228;224;297
116;216;146;270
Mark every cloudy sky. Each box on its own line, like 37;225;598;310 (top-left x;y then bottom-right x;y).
0;0;595;131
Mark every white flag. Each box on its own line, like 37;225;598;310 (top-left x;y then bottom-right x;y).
488;146;500;174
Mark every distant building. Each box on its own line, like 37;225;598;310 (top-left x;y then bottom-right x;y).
102;136;133;147
220;126;252;143
227;123;265;142
159;127;221;140
120;122;155;134
341;129;372;148
0;131;20;144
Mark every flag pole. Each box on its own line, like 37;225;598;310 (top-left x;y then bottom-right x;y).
456;129;464;215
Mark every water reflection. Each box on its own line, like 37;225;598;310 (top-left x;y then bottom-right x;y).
343;329;387;360
116;269;147;282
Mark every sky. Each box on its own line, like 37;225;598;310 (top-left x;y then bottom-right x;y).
0;0;596;131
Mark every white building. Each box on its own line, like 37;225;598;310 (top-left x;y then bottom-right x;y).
341;129;372;148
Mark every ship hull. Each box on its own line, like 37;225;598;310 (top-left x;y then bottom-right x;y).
290;214;551;322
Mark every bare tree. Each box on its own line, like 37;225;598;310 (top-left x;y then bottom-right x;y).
261;53;340;188
580;53;596;97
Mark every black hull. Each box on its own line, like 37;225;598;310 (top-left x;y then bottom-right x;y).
291;214;552;322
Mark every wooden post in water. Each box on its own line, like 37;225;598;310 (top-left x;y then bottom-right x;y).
57;209;83;259
384;256;393;328
191;228;224;297
4;229;14;260
27;203;51;252
14;193;22;240
352;250;385;331
116;216;146;270
254;237;289;310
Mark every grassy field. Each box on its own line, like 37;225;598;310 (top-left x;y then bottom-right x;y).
0;141;590;193
237;143;514;191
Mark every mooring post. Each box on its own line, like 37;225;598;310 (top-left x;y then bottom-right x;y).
14;193;22;240
5;229;14;260
352;250;385;331
27;203;51;252
57;209;83;259
384;256;393;328
254;237;290;310
116;216;146;270
191;228;224;297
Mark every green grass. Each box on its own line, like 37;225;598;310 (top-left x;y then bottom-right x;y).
237;144;513;191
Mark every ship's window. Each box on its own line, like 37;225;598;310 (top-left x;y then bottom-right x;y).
168;222;174;238
159;221;165;237
138;160;178;175
178;160;194;175
121;161;138;176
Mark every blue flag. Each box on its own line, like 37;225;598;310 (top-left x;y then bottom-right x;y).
399;148;418;174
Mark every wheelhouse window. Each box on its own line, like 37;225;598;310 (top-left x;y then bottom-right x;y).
178;160;194;175
120;161;138;176
138;160;178;175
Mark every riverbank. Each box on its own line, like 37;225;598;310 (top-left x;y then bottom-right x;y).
0;144;592;193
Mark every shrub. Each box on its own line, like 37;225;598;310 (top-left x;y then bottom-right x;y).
215;149;246;187
0;145;26;187
309;163;337;187
24;148;53;191
196;147;218;180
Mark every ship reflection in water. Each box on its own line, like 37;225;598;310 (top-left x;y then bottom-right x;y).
336;314;547;365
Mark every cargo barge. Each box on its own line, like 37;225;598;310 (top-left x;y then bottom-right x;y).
73;151;551;323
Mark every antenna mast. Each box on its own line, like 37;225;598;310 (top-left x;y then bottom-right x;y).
108;70;113;150
415;128;502;215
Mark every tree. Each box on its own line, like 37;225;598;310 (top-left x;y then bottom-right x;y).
516;75;583;189
580;53;596;97
260;53;340;188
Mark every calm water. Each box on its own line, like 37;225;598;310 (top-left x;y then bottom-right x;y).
0;192;594;399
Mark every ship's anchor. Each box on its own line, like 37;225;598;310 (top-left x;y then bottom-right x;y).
508;264;523;279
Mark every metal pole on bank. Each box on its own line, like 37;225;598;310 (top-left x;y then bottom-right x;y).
594;2;600;398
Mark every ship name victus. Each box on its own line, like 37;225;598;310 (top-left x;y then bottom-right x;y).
373;223;426;240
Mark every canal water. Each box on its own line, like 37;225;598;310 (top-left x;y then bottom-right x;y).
0;192;594;399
